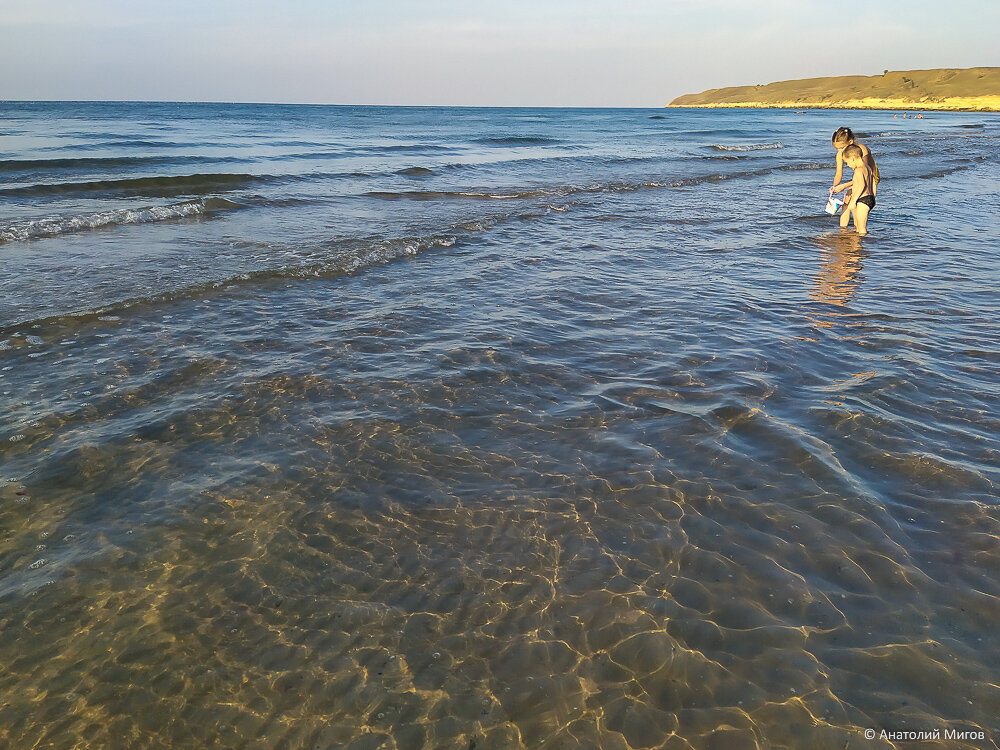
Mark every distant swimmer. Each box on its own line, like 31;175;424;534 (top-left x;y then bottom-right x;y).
829;127;879;229
833;145;876;235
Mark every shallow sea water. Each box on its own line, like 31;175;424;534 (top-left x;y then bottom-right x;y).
1;103;999;749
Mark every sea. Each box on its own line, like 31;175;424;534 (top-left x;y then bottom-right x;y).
1;102;999;749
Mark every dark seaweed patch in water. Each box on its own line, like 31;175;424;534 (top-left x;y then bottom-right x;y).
915;165;969;179
955;123;985;129
397;167;435;177
649;115;666;119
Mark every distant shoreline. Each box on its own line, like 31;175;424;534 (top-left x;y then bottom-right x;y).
668;68;1000;113
666;99;1000;113
665;102;1000;112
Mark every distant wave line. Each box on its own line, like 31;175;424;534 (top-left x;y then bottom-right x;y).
0;173;272;199
473;136;566;146
362;162;831;201
0;155;251;173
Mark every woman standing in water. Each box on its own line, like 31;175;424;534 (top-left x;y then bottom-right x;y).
830;127;879;228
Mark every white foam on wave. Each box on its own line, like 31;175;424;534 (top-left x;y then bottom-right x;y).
0;198;236;244
709;142;784;152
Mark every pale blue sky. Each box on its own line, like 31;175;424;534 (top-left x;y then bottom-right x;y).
2;0;998;106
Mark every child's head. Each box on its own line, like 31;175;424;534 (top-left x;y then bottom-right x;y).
842;144;864;167
832;127;855;150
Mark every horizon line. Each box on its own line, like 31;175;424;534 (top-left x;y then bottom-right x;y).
1;99;674;109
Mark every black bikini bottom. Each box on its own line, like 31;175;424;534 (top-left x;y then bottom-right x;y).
857;195;876;210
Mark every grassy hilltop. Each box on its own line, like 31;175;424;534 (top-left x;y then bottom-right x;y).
668;68;1000;111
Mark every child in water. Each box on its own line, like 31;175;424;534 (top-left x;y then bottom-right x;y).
830;127;878;229
833;144;876;235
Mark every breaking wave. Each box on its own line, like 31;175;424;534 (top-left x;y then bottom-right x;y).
0;198;241;244
708;142;784;152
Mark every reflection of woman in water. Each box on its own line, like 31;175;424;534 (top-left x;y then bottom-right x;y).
811;232;866;307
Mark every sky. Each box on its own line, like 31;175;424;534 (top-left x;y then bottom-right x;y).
2;0;998;106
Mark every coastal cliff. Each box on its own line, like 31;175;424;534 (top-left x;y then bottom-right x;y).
668;67;1000;111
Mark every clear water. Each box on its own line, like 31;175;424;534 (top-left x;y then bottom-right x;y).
2;102;999;748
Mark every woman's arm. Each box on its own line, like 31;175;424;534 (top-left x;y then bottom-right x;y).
832;151;844;188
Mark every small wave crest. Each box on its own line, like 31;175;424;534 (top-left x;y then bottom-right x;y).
51;140;194;152
365;187;581;201
0;232;461;334
365;144;457;154
0;198;240;244
474;136;563;146
708;142;784;152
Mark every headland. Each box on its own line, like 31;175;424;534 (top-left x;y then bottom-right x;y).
668;67;1000;111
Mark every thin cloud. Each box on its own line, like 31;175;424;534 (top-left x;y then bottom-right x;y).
1;0;997;105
